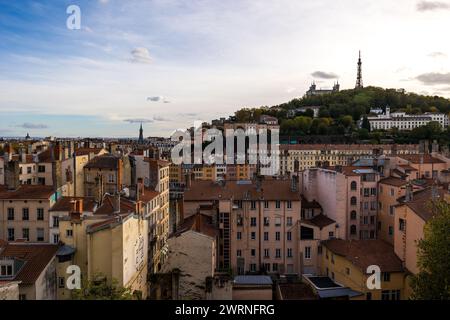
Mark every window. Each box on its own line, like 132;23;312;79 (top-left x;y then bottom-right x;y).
275;232;280;241
350;181;357;191
58;277;65;289
37;228;44;241
236;215;243;226
287;232;292;241
399;219;406;231
251;249;256;257
287;201;292;209
53;234;60;244
350;211;357;220
263;217;270;226
250;217;257;227
300;226;314;240
287;248;293;258
364;188;370;197
7;208;14;221
389;205;395;216
275;200;281;209
275;249;281;258
7;228;14;241
264;201;269;209
251;201;256;210
383;272;391;282
0;264;13;276
22;208;29;221
53;216;59;228
251;232;256;240
66;229;73;238
37;208;44;220
250;264;257;272
27;167;32;174
108;174;115;183
275;217;281;227
351;197;357;206
264;249;270;258
304;246;311;259
38;165;45;173
22;228;29;241
237;232;242;240
19;294;27;301
350;225;357;235
381;290;401;301
287;217;293;226
388;226;393;236
390;188;394;196
329;231;334;238
264;232;269;241
272;263;278;272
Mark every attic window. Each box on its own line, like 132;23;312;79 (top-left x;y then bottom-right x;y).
0;263;13;276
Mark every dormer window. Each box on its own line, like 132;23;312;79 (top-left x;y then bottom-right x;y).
0;262;14;277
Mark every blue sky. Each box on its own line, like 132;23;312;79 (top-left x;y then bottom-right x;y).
1;0;450;137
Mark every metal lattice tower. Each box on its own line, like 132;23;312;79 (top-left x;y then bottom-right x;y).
355;50;363;89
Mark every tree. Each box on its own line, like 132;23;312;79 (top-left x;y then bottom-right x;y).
361;116;371;131
411;200;450;300
72;273;136;300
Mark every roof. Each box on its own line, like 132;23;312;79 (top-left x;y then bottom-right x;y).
49;197;97;212
84;154;120;169
0;243;58;284
399;154;446;164
397;187;448;222
11;154;34;164
145;158;170;167
277;283;318;300
301;195;322;209
172;213;218;239
138;188;159;203
302;275;363;299
306;214;335;228
323;239;404;273
184;179;300;201
379;177;408;187
234;275;273;286
94;194;136;216
74;148;104;156
0;185;55;200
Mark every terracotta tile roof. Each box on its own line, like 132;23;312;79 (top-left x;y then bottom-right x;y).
85;154;120;169
49;197;97;212
0;239;7;250
307;214;335;228
145;158;170;167
399;164;417;171
184;180;301;201
323;239;404;273
94;194;136;215
399;154;446;164
11;154;34;164
301;195;322;209
37;149;53;163
397;187;449;222
0;185;55;200
172;213;218;238
74;148;104;156
0;243;59;284
379;177;408;187
139;188;159;203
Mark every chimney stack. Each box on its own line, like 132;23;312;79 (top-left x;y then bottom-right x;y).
5;160;20;191
405;183;413;202
113;193;121;214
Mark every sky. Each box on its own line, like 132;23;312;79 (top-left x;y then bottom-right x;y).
0;0;450;138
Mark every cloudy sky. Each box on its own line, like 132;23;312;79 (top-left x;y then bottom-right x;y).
0;0;449;137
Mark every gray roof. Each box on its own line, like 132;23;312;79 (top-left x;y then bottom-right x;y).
234;275;273;285
317;288;363;299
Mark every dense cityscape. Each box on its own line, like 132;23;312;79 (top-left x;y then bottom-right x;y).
1;50;449;301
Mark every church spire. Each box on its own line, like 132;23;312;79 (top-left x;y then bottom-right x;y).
355;50;363;89
138;123;144;144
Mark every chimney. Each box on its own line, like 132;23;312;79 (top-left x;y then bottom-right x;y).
5;160;20;191
70;200;77;213
54;143;63;161
76;199;84;214
405;183;413;202
194;213;202;233
113;193;121;214
20;149;27;163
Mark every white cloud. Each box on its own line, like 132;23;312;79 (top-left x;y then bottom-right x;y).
130;47;153;64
